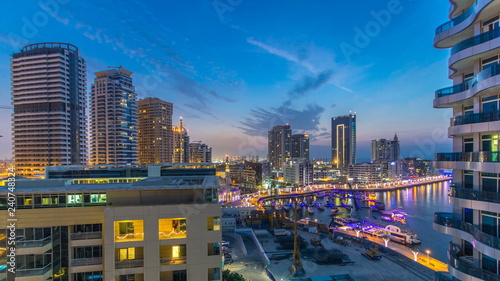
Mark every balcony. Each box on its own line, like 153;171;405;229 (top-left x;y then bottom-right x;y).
16;262;52;278
71;257;103;267
450;111;500;126
451;28;500;56
160;256;187;265
435;151;500;162
70;231;102;240
436;2;477;35
115;259;144;269
448;242;500;281
435;64;500;99
449;186;500;203
435;212;500;250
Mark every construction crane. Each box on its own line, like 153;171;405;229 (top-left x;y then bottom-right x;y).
290;197;305;277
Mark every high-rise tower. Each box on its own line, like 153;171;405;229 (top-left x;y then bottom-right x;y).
11;43;87;177
268;125;292;170
90;67;138;164
433;1;500;280
138;97;173;164
292;134;310;160
371;134;400;162
172;118;190;163
331;114;356;172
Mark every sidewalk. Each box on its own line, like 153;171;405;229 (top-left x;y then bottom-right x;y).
336;229;448;272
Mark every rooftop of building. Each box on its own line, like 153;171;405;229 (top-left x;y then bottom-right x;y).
0;175;219;195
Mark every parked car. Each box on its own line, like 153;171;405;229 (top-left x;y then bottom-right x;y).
224;258;234;264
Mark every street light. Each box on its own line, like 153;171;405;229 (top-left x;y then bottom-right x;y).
426;250;431;264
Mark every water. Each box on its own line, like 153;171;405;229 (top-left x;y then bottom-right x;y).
267;181;453;262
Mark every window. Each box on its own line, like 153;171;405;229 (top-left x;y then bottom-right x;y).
481;134;500;151
207;216;221;231
114;220;144;242
115;247;144;269
463;138;473;153
463;170;473;189
160;244;186;265
464;74;474;89
73;246;102;259
116;274;144;281
208;242;220;256
73;271;103;281
482;56;500;71
160;270;187;281
481;96;500;113
482;253;498;274
481;211;499;237
464;208;473;224
208;268;221;281
463;105;474;115
159;218;186;239
67;194;83;205
483;15;500;33
481;172;500;193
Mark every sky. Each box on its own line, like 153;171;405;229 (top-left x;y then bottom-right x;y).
0;0;453;162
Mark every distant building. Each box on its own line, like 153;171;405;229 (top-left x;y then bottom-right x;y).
390;158;436;180
189;142;212;163
292;134;310;160
138;97;173;164
371;134;400;162
11;43;88;177
348;162;383;184
216;160;263;189
172;118;190;163
284;158;314;186
268;125;292;170
90;67;138;165
331;115;356;172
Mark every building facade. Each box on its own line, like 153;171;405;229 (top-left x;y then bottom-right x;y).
189;142;212;163
90;68;138;165
11;43;88;177
0;166;221;281
433;1;500;280
331;115;356;172
172;119;190;163
284;158;314;186
347;162;383;185
138;97;173;164
292;134;310;160
268;125;292;170
371;134;400;162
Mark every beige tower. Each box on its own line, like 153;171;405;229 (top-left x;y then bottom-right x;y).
138;97;173;164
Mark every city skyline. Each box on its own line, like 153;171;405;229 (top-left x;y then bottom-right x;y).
0;1;452;162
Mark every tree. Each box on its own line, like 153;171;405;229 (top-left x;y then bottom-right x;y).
222;269;245;281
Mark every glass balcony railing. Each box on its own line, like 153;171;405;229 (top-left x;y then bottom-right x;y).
435;151;500;162
448;242;500;281
115;259;144;269
451;111;500;126
71;257;103;267
70;231;102;240
16;263;52;277
436;64;500;98
435;212;500;250
160;256;187;265
17;236;51;248
451;28;500;55
449;186;500;203
435;1;477;35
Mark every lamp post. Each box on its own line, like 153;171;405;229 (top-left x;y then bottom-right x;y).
426;250;431;264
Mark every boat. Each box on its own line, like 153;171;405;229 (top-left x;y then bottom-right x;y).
379;225;421;245
330;207;339;214
308;207;316;214
316;203;325;211
372;201;385;211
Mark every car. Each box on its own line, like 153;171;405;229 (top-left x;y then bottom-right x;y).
222;248;230;253
222;241;231;246
222;245;229;250
224;253;232;259
224;258;234;264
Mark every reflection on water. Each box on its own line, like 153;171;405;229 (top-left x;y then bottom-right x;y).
265;181;452;262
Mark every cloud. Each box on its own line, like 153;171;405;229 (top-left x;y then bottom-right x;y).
284;70;333;106
247;38;317;73
238;104;324;137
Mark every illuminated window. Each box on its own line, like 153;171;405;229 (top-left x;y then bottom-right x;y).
68;194;83;205
159;218;186;239
114;220;144;242
160;244;186;265
207;216;221;231
208;242;220;256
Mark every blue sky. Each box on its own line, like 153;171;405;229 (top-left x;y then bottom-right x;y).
0;0;452;162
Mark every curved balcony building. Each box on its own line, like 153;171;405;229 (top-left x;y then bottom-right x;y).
434;1;500;280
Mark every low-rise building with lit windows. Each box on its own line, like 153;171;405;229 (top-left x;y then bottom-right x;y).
0;166;221;281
